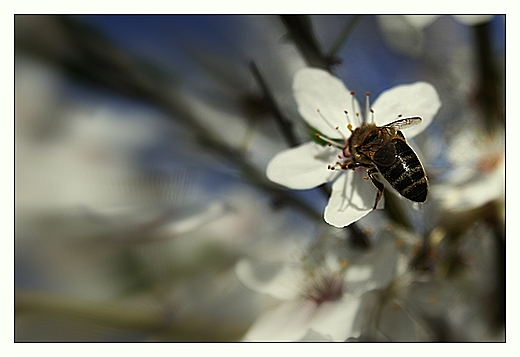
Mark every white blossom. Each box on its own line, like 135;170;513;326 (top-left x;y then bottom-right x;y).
236;236;399;341
430;130;504;212
266;68;441;227
377;15;495;56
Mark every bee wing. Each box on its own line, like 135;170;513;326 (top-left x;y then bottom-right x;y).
383;116;422;131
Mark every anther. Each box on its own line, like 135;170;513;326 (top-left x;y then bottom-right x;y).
343;110;353;127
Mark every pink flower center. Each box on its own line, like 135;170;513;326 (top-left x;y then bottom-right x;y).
305;273;345;305
478;152;503;174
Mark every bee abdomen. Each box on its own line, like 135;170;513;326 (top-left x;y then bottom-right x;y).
379;140;428;203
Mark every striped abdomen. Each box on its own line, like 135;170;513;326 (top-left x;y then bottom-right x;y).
377;139;428;202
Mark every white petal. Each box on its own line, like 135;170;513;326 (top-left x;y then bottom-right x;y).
377;15;426;57
431;160;504;211
242;300;317;341
298;329;334;341
308;295;362;341
323;170;376;227
344;237;399;294
266;142;340;189
452;15;494;26
372;82;441;138
235;259;303;301
402;15;440;29
293;68;361;138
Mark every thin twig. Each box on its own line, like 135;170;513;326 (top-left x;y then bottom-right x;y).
327;16;362;62
250;61;300;147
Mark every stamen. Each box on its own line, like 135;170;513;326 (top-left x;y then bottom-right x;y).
365;92;370;124
337;161;350;170
370;109;375;124
317;109;348;139
328;161;348;170
306;272;344;305
350;91;361;126
315;133;343;149
343;110;353;128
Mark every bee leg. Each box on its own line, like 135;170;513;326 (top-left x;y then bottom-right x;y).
367;167;384;210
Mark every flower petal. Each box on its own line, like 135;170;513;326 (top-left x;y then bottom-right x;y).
452;15;494;26
344;236;399;294
323;170;377;227
293;68;361;139
266;142;340;189
372;82;441;138
242;300;318;341
308;295;363;341
235;259;303;301
377;15;426;57
402;15;440;29
298;329;334;341
431;160;504;211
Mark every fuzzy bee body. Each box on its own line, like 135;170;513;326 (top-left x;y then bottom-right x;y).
376;138;428;203
344;117;428;209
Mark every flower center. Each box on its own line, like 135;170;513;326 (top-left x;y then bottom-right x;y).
313;91;377;173
478;151;503;174
305;272;345;305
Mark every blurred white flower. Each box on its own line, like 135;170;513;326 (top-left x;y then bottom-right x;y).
353;228;460;341
266;68;441;227
431;130;504;212
235;236;399;341
377;15;495;56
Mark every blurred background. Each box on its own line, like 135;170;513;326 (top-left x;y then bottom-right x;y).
14;15;505;342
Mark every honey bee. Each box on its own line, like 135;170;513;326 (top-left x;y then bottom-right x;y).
341;117;428;210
